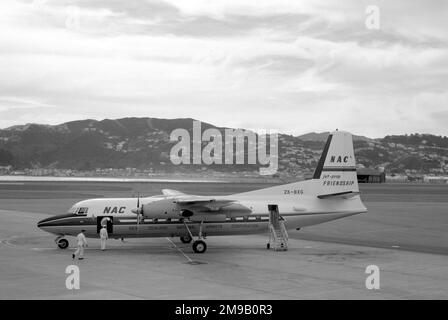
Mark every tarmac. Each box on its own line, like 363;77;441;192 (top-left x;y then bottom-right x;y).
0;182;447;299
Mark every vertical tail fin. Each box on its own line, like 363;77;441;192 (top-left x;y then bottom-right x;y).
235;130;360;199
313;130;359;194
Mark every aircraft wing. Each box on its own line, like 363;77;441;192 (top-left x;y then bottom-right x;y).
174;196;236;212
140;194;250;220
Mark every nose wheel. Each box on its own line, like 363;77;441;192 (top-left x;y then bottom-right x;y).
56;237;69;249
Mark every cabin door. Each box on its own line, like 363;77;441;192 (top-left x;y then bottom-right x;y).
268;204;280;229
97;216;113;234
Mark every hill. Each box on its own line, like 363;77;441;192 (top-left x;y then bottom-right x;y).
297;132;372;142
0;118;447;176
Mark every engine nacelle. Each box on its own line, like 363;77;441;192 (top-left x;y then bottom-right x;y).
141;199;181;219
219;203;252;217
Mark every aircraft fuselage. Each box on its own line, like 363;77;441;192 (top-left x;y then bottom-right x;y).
37;190;365;240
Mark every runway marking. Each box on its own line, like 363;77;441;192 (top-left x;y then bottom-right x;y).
165;238;206;265
166;237;194;263
0;237;20;249
1;236;55;252
31;247;55;251
0;182;25;185
391;245;400;248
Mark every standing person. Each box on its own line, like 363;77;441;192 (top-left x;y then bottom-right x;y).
100;225;108;251
72;230;88;260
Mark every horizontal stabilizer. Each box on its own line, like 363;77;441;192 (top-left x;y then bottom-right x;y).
317;191;360;200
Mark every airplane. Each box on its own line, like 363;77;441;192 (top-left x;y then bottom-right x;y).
37;130;367;253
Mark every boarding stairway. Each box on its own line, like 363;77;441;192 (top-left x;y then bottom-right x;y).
267;205;288;251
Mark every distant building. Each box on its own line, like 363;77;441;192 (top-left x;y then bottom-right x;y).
386;174;409;183
423;175;448;184
408;175;424;183
357;168;386;183
0;165;12;175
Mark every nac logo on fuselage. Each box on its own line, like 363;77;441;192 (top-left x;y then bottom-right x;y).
103;206;126;214
330;155;349;163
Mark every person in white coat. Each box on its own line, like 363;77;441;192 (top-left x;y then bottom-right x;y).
100;225;108;251
72;230;88;260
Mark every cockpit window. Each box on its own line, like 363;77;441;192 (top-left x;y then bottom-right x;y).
77;207;89;215
68;206;89;215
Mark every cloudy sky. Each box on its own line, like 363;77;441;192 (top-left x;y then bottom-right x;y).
0;0;447;137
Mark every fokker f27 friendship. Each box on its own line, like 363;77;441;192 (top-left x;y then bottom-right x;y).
37;131;367;253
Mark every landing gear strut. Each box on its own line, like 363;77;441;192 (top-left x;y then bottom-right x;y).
183;220;207;253
55;237;69;249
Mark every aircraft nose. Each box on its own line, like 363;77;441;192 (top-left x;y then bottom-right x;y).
37;216;56;228
37;213;75;229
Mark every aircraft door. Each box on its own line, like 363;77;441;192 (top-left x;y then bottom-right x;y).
268;204;280;229
97;216;113;234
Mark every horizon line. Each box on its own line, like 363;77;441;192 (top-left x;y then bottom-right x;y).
0;116;446;140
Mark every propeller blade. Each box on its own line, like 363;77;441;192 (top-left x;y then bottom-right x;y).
136;203;144;228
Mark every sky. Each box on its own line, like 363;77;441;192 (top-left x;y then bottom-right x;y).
0;0;447;138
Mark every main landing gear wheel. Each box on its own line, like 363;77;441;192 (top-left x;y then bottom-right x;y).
57;238;69;249
192;240;207;254
180;234;193;244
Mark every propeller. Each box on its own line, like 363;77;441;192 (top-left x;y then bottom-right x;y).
136;193;140;227
131;193;143;214
131;193;144;228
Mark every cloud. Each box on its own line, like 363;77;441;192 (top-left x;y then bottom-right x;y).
0;0;447;137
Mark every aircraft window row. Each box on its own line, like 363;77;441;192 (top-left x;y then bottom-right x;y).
228;216;262;222
141;217;266;223
146;218;181;223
